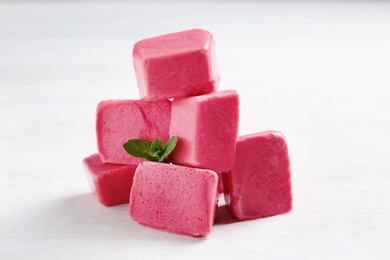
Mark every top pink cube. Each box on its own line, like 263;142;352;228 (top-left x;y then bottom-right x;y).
132;28;219;100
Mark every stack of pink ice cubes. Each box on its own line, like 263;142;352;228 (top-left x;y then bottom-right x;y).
82;29;292;237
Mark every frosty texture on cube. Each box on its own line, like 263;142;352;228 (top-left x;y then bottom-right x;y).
224;131;292;220
129;162;218;237
133;28;219;100
96;99;171;164
169;90;239;173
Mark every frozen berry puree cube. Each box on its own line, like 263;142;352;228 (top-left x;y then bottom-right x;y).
96;99;171;164
83;153;137;206
129;162;218;237
169;90;239;173
133;28;219;100
224;131;292;220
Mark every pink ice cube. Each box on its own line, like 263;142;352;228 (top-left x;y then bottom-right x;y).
132;28;219;100
129;162;218;237
82;153;137;206
96;99;171;164
223;131;292;220
169;90;239;173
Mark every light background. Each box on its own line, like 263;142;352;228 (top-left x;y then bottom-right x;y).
1;1;389;259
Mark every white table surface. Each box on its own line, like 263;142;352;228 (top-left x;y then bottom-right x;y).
1;1;390;259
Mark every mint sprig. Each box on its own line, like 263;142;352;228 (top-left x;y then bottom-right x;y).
123;136;178;162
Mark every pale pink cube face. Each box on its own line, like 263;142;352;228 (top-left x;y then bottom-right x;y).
133;28;219;100
83;153;137;206
96;99;171;165
169;90;240;173
129;162;218;237
224;131;292;220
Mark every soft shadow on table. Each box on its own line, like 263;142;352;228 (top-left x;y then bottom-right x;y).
39;193;206;244
23;192;243;247
214;205;240;225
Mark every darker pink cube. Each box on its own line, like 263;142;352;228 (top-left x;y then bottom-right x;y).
224;131;292;220
83;153;137;206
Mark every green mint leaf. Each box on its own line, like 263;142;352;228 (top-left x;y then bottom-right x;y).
123;136;179;163
149;138;165;158
155;155;166;162
123;139;152;159
162;136;178;159
146;155;161;162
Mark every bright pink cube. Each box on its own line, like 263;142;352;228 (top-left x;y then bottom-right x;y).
129;162;218;237
169;90;239;173
96;99;171;164
132;28;219;100
82;153;137;206
223;131;292;220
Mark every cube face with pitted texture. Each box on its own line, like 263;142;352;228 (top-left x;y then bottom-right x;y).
129;162;218;237
224;131;292;220
169;90;239;174
133;28;219;100
96;99;171;165
83;153;137;206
